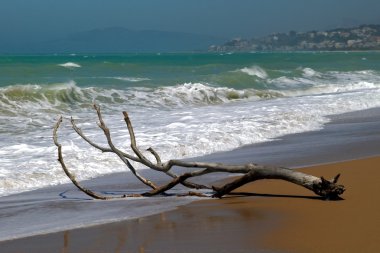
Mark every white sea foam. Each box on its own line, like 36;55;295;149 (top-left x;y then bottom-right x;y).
1;69;380;197
1;69;380;113
58;62;81;68
268;69;380;96
112;77;151;82
302;67;321;78
1;73;379;117
240;65;268;79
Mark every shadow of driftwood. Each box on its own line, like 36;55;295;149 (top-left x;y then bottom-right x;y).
59;190;93;201
224;192;344;201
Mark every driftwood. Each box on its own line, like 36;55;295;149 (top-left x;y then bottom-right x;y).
53;104;345;200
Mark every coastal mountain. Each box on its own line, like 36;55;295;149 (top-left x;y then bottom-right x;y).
1;27;226;54
209;24;380;52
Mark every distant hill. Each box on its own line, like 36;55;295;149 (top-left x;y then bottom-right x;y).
0;27;226;54
209;24;380;52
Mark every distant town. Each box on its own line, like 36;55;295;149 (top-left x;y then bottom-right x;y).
209;24;380;52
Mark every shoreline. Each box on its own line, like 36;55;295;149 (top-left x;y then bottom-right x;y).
0;107;380;252
1;156;379;252
192;107;380;168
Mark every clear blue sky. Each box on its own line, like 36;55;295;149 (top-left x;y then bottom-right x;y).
1;0;379;43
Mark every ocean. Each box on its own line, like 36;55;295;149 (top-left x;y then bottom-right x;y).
1;51;380;198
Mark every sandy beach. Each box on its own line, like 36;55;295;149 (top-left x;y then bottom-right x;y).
1;156;379;253
1;108;380;253
261;156;380;253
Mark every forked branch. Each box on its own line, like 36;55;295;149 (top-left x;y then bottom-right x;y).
54;116;124;200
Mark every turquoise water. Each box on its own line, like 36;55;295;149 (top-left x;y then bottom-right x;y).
1;52;378;88
1;52;380;196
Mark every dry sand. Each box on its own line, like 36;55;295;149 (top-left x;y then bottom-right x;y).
1;156;379;253
260;156;380;253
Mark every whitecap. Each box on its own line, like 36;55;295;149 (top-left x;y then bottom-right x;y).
302;67;321;78
112;77;150;82
268;69;380;97
240;65;268;79
58;62;81;68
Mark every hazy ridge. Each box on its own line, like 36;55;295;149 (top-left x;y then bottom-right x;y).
0;27;226;54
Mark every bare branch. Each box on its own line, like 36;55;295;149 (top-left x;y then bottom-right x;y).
71;117;140;162
123;111;210;190
53;116;117;200
146;147;162;166
212;167;345;199
93;104;157;190
123;111;164;172
143;168;213;196
332;173;341;184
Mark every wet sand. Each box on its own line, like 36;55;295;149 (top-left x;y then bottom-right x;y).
1;156;379;253
1;108;380;252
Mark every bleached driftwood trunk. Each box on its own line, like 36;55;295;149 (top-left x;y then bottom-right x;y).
53;104;345;200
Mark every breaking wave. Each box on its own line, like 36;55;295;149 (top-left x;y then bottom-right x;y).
239;65;268;79
2;69;380;116
267;69;380;97
301;67;321;78
58;62;81;68
0;81;283;115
